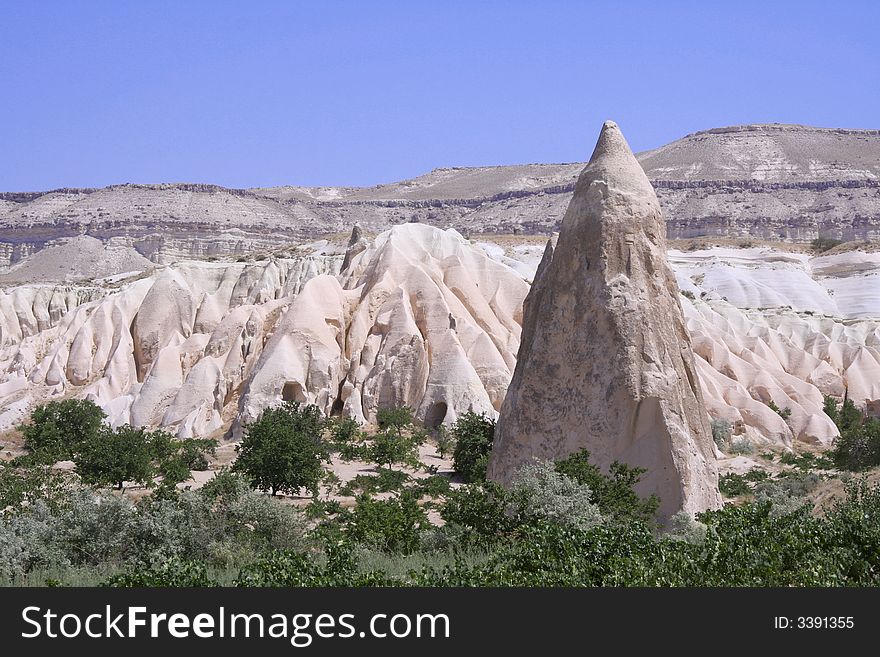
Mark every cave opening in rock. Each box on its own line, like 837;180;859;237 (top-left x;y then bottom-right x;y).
330;397;344;417
281;381;306;403
426;401;448;430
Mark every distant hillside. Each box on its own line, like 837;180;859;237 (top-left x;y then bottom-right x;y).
1;124;878;268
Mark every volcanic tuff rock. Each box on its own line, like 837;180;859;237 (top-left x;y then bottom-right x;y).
1;125;878;271
0;223;877;449
233;223;527;435
487;121;722;519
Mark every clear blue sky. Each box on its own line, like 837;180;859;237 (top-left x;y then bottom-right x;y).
1;0;878;191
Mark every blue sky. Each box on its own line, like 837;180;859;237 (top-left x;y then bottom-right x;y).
1;1;878;190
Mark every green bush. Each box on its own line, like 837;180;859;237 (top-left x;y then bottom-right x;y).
104;557;217;587
438;482;514;548
339;469;410;496
506;461;602;532
233;543;392;587
767;400;792;420
435;426;455;459
719;473;751;497
376;406;414;432
728;438;754;455
328;417;361;449
371;427;423;471
450;412;496;483
18;399;106;464
75;425;158;490
0;464;77;512
825;397;880;471
233;402;329;496
554;449;659;522
344;492;429;554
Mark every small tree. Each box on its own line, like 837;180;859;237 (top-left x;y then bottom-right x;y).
451;412;496;483
822;395;839;425
376;407;414;435
435;425;455;459
233;402;329;497
371;429;420;471
344;492;429;554
767;400;792;420
367;406;424;471
18;399;106;464
75;424;156;490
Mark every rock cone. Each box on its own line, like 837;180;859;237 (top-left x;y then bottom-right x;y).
487;121;721;520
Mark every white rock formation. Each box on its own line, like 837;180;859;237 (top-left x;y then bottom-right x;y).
234;223;528;433
0;222;876;453
486;121;722;519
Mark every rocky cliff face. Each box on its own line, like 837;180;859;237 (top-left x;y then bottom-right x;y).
2;124;878;270
486;122;722;519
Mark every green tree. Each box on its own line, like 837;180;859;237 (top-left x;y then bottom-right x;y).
74;425;157;490
233;402;329;497
371;428;422;471
376;406;414;433
822;395;839;425
18;399;106;464
450;412;496;483
344;492;429;554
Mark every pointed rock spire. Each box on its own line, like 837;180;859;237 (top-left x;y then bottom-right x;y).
341;222;368;272
487;121;721;521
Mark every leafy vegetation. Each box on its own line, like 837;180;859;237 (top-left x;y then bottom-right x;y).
554;449;659;522
5;399;880;588
710;419;731;447
17;399;106;464
450;411;496;483
767;400;792;420
233;401;329;496
824;396;880;470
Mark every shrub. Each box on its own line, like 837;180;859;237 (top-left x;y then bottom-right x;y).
233;402;329;496
328;417;361;449
719;473;751;497
338;470;411;496
411;474;452;498
75;425;158;490
825;397;880;471
371;428;423;471
376;407;414;433
554;449;659;523
343;492;429;554
665;511;708;545
450;412;496;483
233;543;392;587
438;482;514;548
104;557;216;587
435;426;455;459
811;237;843;253
0;464;77;512
728;438;754;455
710;419;732;447
18;399;106;464
767;400;792;420
507;461;603;532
